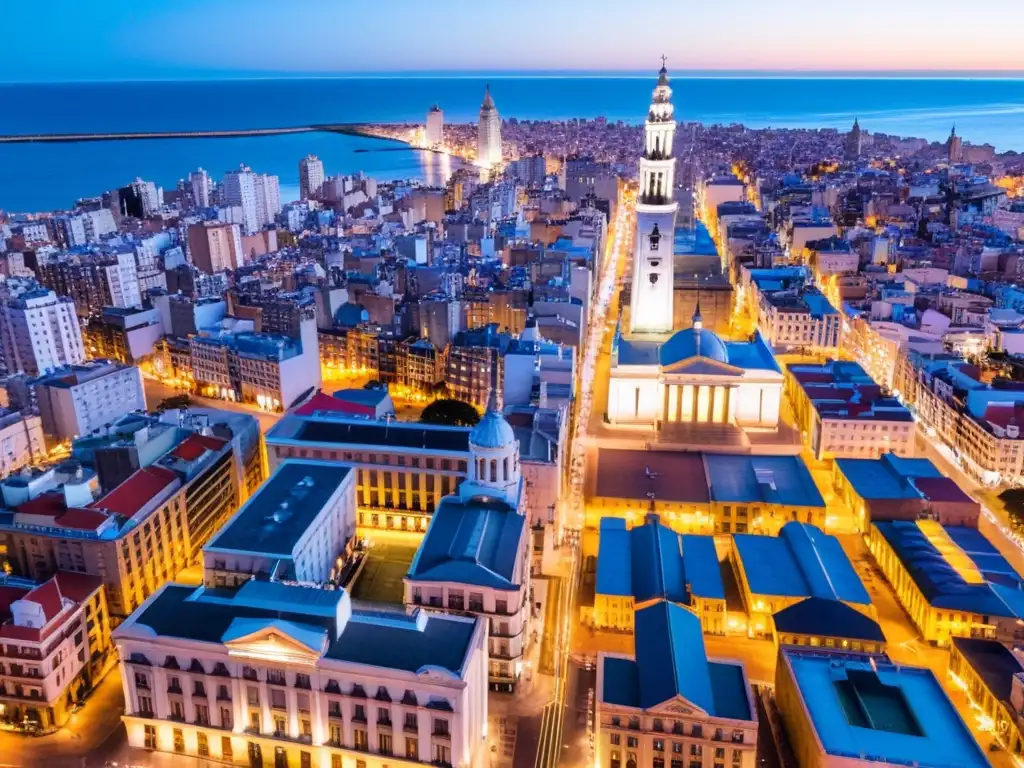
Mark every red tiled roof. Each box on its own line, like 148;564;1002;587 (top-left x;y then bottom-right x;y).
913;476;975;504
16;491;67;517
54;507;111;531
295;392;375;417
170;433;227;462
52;571;103;604
591;449;710;503
89;465;179;518
24;578;64;622
983;403;1024;434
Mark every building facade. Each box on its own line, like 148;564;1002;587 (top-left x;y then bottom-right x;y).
476;87;501;168
34;361;147;442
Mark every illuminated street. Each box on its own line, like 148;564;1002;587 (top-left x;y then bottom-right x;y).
532;188;634;768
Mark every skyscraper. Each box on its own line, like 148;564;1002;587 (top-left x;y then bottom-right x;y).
0;280;86;376
298;154;324;200
845;118;862;162
629;62;678;335
189;168;210;208
948;125;964;163
426;105;444;148
223;165;259;234
254;173;281;227
476;86;502;168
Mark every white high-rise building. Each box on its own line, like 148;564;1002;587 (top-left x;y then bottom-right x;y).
254;173;282;229
189;168;211;208
104;251;142;309
629;63;678;335
0;281;86;376
222;165;259;234
298;154;324;200
35;361;146;441
426;105;444;148
476;86;502;168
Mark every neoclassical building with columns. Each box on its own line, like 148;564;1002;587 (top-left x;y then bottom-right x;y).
607;308;783;435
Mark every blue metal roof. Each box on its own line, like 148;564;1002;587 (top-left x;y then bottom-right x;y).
595;516;724;604
874;521;1024;617
407;496;526;590
705;454;824;508
600;603;753;719
734;522;870;604
784;649;989;768
723;332;782;373
835;454;943;500
772;597;885;642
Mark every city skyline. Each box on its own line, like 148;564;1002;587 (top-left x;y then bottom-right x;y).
4;0;1023;83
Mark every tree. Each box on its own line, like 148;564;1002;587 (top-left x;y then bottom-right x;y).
157;394;192;411
420;398;480;427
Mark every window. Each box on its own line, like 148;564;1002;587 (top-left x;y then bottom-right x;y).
247;686;260;706
627;736;638;748
378;706;392;725
329;723;342;745
354;729;368;751
433;717;450;736
329;701;342;717
354;704;366;722
173;728;185;753
433;744;451;765
405;713;418;731
197;733;209;757
222;737;233;759
171;701;184;720
270;688;287;710
406;735;419;759
144;725;157;750
195;704;209;725
610;734;621;746
379;733;393;755
301;752;312;768
137;695;153;715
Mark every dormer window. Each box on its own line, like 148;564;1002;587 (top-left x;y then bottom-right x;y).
650;224;661;251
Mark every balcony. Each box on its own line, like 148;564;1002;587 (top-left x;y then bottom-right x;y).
432;730;451;742
167;684;183;695
404;721;419;735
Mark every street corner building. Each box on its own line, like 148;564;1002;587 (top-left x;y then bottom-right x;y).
775;648;990;768
595;602;758;768
0;571;109;731
113;580;490;768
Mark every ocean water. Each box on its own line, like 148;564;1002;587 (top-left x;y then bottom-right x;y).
0;76;1022;213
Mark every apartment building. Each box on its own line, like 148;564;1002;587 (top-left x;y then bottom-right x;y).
0;571;110;730
596;603;758;768
0;427;238;624
35;251;141;317
114;581;489;768
785;360;915;460
0;409;45;475
757;287;840;354
187;222;244;274
34;361;146;442
0;282;85;377
897;349;1024;486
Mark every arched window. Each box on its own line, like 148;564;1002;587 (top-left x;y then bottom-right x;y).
503;457;509;481
478;458;485;479
490;459;497;483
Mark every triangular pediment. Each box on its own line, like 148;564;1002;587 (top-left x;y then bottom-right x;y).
649;694;709;717
661;356;742;376
222;619;326;666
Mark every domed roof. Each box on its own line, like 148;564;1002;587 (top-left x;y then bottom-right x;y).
470;407;515;450
659;327;729;367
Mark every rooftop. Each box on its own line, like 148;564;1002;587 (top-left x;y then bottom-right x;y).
789;361;912;424
596;516;724;604
89;465;179;520
122;581;478;677
206;461;353;558
874;521;1024;618
734;522;870;604
407;495;526;590
950;637;1023;708
269;414;471;455
772;596;885;643
704;454;825;508
782;649;988;767
600;603;753;719
836;453;971;503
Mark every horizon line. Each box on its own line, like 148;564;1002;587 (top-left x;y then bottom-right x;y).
4;67;1024;85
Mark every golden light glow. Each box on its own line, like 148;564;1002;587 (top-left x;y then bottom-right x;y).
917;520;985;584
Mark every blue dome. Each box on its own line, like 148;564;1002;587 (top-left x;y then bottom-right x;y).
659;327;729;366
470;409;515;449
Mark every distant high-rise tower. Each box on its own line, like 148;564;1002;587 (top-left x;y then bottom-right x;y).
476;86;502;168
629;60;678;335
299;155;324;200
948;125;964;163
845;118;862;162
189;168;211;208
426;105;444;148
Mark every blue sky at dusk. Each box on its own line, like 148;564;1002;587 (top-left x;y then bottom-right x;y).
6;0;1023;82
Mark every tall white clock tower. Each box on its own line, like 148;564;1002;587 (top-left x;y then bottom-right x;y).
629;61;678;335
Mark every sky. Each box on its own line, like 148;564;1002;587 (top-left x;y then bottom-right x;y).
5;0;1024;82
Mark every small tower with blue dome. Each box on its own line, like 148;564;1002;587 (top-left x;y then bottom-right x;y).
462;381;521;508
